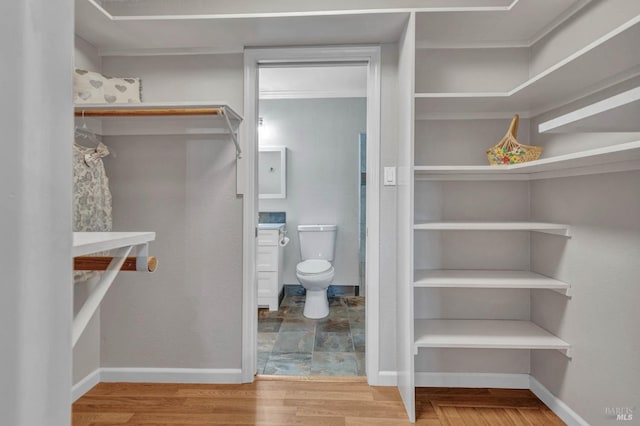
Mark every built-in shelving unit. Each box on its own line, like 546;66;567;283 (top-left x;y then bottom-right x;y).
539;87;640;133
415;16;640;119
74;102;243;156
413;270;569;290
394;4;639;419
414;320;571;355
414;141;640;180
414;221;571;236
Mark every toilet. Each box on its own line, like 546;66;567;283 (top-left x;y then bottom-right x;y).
296;224;337;319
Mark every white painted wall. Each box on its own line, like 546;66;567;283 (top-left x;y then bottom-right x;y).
73;35;103;386
414;118;531;165
395;13;416;419
260;66;367;99
415;48;529;93
378;44;399;372
530;0;640;77
0;1;73;425
99;54;244;369
258;98;366;286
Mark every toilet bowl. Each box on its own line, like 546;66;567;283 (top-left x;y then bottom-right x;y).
296;259;335;319
296;225;337;319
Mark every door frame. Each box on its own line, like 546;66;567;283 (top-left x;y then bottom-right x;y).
241;45;382;384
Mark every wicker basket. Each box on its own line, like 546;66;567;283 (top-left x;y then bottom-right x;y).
487;114;542;165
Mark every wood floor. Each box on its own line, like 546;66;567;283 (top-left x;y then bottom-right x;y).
72;376;565;425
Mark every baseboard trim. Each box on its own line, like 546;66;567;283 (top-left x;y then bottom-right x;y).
72;369;101;402
529;377;589;426
373;370;398;386
100;367;243;384
415;372;530;389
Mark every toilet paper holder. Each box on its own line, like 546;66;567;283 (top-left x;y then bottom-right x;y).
279;229;290;247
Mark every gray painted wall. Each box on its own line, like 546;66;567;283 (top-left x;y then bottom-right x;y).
99;54;244;369
379;44;399;371
73;35;103;385
529;171;640;426
259;98;366;286
526;74;640;423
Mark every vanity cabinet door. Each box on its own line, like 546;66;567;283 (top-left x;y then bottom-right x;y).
257;246;278;271
257;271;277;299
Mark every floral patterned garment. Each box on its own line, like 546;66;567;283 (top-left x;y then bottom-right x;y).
73;142;113;281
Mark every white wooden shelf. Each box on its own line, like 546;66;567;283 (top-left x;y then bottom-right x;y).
75;101;243;157
73;232;156;256
414;16;640;119
74;102;242;136
414;319;570;356
414;141;640;180
414;269;569;291
414;221;571;236
539;87;640;133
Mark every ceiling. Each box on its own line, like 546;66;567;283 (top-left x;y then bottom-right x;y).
75;0;588;55
94;0;515;17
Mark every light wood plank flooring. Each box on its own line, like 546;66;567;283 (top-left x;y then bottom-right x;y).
72;377;565;425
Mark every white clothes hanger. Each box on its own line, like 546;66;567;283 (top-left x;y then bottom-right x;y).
74;110;116;158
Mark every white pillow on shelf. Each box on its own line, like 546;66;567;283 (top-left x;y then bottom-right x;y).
74;68;142;104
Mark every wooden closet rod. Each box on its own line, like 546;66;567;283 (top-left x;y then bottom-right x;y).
74;108;223;117
74;256;158;272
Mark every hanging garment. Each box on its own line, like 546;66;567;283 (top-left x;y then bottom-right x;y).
73;142;113;281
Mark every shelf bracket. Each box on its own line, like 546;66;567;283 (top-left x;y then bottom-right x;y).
72;245;133;347
221;107;242;159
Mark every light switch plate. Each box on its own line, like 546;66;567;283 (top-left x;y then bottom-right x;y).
384;166;396;186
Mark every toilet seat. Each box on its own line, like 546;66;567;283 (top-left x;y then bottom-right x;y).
296;259;332;275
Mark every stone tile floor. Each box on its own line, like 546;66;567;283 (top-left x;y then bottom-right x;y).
257;293;365;376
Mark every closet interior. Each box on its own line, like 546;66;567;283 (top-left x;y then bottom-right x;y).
71;103;242;347
68;1;640;424
396;3;640;423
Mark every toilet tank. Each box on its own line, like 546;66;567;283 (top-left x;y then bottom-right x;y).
298;224;337;261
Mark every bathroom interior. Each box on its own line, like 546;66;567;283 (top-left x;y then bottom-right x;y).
256;64;368;376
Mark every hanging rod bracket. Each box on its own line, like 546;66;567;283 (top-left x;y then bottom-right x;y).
72;245;133;347
221;106;242;159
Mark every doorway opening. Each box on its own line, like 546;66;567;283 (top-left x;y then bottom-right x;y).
242;46;381;384
255;64;367;376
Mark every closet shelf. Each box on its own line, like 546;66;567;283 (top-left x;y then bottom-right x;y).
73;231;156;256
414;16;640;119
414;141;640;180
74;102;243;157
414;319;571;357
539;87;640;133
414;221;571;236
414;269;569;291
